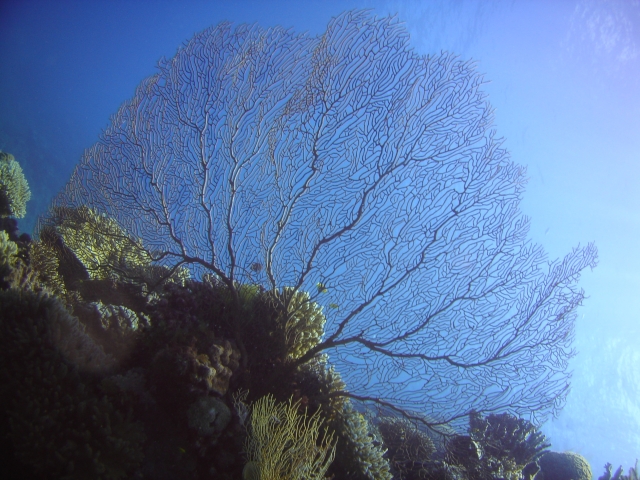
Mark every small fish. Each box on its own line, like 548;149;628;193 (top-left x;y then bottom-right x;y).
178;447;186;454
316;282;328;293
250;262;263;273
329;303;339;309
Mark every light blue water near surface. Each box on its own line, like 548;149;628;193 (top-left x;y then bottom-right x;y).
1;0;638;473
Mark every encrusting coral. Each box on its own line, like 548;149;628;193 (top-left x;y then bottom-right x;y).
187;395;232;439
0;151;31;218
150;339;241;407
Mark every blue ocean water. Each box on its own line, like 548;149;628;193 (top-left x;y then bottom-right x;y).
0;0;638;476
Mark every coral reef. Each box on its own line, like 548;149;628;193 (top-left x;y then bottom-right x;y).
536;451;592;480
150;340;240;407
38;206;190;300
291;355;392;480
0;156;599;478
0;220;38;291
0;151;30;218
44;205;153;282
0;230;18;281
29;237;68;295
0;289;144;479
79;301;149;363
432;411;549;480
332;402;393;480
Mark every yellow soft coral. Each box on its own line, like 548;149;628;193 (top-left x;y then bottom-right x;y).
49;206;152;281
272;287;326;361
243;394;336;480
0;151;31;218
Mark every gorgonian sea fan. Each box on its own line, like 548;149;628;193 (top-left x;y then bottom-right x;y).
45;11;597;429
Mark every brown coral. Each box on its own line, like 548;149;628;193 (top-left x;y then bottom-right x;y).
150;339;240;407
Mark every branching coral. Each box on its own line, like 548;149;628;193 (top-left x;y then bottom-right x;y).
599;459;640;480
39;206;189;299
377;416;436;479
243;394;336;480
29;238;68;296
441;411;549;480
293;356;392;480
46;205;152;281
0;230;18;281
270;287;327;362
469;411;549;479
0;151;30;218
336;404;393;480
0;225;39;291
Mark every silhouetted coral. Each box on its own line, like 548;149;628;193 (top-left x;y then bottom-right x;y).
0;289;144;479
537;451;592;480
377;416;436;479
599;459;640;480
441;411;549;480
469;411;549;479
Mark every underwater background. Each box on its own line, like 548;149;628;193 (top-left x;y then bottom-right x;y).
0;0;638;476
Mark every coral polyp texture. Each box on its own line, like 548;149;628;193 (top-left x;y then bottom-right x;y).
272;286;327;361
537;451;593;480
0;151;31;218
377;416;436;479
